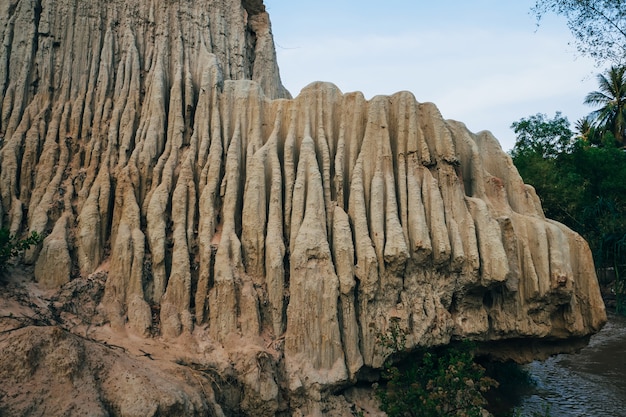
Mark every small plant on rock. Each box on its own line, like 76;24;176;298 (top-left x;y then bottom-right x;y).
0;228;43;276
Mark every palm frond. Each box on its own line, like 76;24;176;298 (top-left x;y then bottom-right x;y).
585;90;614;106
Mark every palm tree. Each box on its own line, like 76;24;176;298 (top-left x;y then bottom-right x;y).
575;117;592;142
584;65;626;147
574;116;603;146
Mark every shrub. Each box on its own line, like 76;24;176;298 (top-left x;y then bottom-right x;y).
0;228;43;275
376;323;498;417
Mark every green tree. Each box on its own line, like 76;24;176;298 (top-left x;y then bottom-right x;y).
584;65;626;147
532;0;626;66
575;116;592;140
574;116;602;145
510;112;573;159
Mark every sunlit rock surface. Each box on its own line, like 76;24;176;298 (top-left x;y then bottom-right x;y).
0;0;606;415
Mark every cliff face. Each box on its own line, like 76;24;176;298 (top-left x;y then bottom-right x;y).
0;0;607;415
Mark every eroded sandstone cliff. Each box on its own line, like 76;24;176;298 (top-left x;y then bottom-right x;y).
0;0;607;415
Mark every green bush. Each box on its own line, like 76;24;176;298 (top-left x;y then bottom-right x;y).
0;228;43;275
376;324;498;417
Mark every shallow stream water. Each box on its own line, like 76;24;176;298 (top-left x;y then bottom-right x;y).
517;313;626;416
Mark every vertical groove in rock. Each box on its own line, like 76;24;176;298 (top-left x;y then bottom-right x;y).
264;119;286;336
333;205;363;378
285;136;346;392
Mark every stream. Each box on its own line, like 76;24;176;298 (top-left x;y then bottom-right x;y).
517;312;626;416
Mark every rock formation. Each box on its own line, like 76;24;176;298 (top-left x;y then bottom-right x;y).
0;0;607;415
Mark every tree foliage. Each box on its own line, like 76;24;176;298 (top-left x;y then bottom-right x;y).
510;112;573;159
574;116;606;146
532;0;626;66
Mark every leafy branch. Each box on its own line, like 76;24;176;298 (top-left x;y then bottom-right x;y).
0;228;43;275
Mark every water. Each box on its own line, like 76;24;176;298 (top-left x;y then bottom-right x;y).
518;313;626;417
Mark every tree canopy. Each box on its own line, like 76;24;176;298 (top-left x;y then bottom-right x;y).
532;0;626;66
510;112;573;158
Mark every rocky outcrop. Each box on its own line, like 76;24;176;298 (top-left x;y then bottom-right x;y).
0;325;223;417
0;0;607;415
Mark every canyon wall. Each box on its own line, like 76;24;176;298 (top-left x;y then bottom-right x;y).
0;0;607;415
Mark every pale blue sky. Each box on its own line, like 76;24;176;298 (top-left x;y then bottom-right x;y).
264;1;601;151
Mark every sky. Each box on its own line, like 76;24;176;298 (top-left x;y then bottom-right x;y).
264;0;602;152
